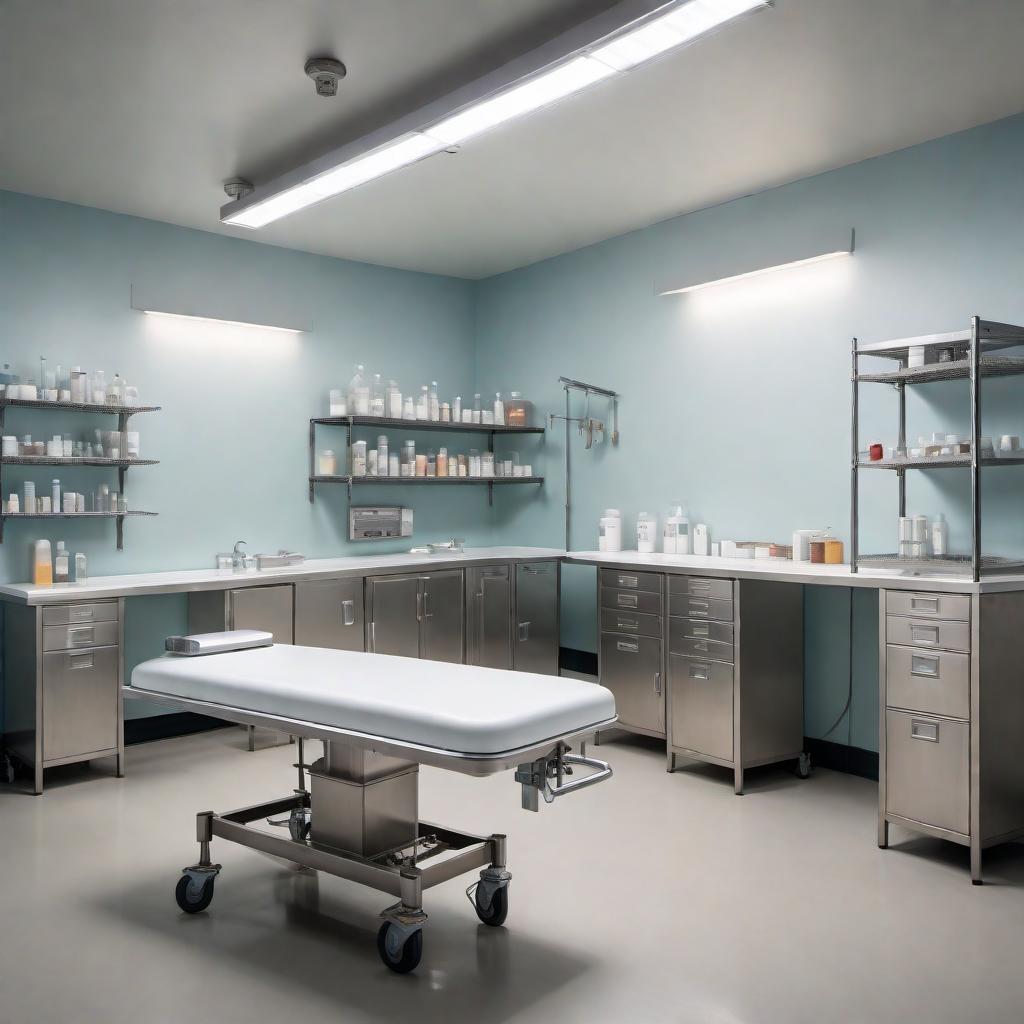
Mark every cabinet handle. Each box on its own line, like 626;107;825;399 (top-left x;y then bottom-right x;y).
910;623;940;645
68;653;94;670
616;593;638;608
519;622;531;642
370;622;376;652
416;592;423;622
911;718;939;743
691;624;710;637
616;640;638;653
341;600;355;627
617;575;639;589
654;671;662;695
616;618;639;632
692;640;709;652
422;590;432;618
688;663;711;680
68;625;95;646
911;596;939;613
689;579;711;592
70;607;96;621
911;654;940;678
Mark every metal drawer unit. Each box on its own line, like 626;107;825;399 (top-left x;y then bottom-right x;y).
667;576;805;795
598;569;665;738
879;589;1024;883
2;599;125;794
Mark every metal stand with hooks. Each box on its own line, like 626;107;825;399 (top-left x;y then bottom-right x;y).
549;377;620;550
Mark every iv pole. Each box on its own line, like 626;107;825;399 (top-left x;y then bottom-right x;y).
550;377;620;550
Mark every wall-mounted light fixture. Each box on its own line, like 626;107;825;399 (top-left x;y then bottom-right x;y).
130;284;310;334
657;228;855;296
222;0;770;229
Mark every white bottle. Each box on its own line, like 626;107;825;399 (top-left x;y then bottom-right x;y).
637;512;657;553
75;551;87;583
51;479;60;513
664;503;690;554
370;374;385;417
599;509;622;553
429;382;440;422
493;392;505;426
54;541;70;584
416;385;429;420
931;513;948;557
348;364;369;416
693;523;710;556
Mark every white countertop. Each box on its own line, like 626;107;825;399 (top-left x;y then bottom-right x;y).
565;550;1024;594
0;547;565;605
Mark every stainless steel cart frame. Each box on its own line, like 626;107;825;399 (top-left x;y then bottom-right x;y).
127;686;613;972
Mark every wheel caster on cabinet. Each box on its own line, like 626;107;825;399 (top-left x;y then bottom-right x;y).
175;867;219;914
797;752;812;779
377;921;423;973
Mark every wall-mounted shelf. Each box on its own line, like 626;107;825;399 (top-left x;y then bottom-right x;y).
0;398;160;549
852;316;1024;580
308;412;545;505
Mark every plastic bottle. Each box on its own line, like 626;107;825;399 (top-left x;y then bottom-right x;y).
599;510;622;553
51;479;60;513
34;539;53;585
348;364;369;416
54;541;69;583
370;373;385;417
931;513;948;557
75;551;87;583
416;385;429;421
387;381;403;419
377;436;388;476
472;394;482;424
664;503;690;555
637;512;657;553
493;392;505;426
351;441;367;477
428;382;440;422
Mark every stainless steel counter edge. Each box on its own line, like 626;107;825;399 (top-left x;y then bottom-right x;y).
0;548;565;605
565;551;1024;594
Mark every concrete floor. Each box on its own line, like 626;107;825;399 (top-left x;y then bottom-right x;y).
2;728;1023;1024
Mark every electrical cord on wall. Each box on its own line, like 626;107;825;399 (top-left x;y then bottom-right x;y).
821;589;854;745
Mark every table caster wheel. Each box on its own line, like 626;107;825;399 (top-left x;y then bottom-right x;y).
797;752;812;779
474;884;509;927
288;808;311;842
377;922;423;974
1;753;15;785
175;873;216;914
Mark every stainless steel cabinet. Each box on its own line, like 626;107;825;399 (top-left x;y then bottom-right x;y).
2;599;124;794
600;632;664;735
467;566;513;669
598;568;665;737
515;561;559;675
294;579;364;651
669;653;733;762
189;584;295;644
367;571;464;663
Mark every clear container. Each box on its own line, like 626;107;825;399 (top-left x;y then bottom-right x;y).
426;449;436;477
402;395;415;420
505;392;533;428
472;394;482;424
664;502;690;554
440;402;450;422
458;453;468;478
388;452;399;477
318;450;337;475
401;440;415;478
469;448;481;477
367;449;378;477
351;440;367;477
481;451;495;478
493;392;505;426
637;511;657;553
377;435;389;475
348;364;369;416
453;396;462;422
387;381;403;419
415;453;427;477
75;551;88;583
429;382;440;422
599;509;622;553
437;447;448;477
416;385;429;420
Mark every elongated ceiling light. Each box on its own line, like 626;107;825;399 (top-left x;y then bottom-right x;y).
223;0;769;229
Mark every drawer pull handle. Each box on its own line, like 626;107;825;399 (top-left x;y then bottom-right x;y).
617;594;638;608
910;624;940;645
69;653;94;670
68;626;95;646
911;718;939;743
616;619;638;631
911;596;939;613
692;640;709;651
690;580;711;592
70;608;96;621
617;575;639;589
519;622;531;643
341;600;356;627
691;624;710;637
616;640;639;653
654;671;662;696
911;654;940;678
689;663;711;680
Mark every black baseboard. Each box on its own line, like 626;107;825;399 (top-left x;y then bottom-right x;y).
560;646;598;675
125;711;229;746
804;736;879;780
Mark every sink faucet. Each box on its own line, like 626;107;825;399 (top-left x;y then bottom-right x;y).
232;540;247;571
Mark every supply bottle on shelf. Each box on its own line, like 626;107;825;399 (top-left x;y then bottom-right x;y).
931;513;948;557
34;539;52;585
416;385;429;421
429;382;440;422
663;502;690;554
598;509;622;553
351;440;367;477
74;551;87;583
493;392;505;426
348;365;369;416
637;512;657;553
370;374;386;417
54;541;69;583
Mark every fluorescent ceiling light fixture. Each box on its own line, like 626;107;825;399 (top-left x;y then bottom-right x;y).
140;310;304;334
222;0;771;228
427;57;615;146
658;229;855;295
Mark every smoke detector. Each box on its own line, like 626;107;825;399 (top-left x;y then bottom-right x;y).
304;57;347;97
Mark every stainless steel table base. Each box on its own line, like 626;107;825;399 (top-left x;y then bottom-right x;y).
175;742;512;974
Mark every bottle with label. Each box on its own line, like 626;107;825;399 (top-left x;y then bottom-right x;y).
348;364;369;416
637;512;657;553
416;385;429;420
428;382;440;422
54;541;70;583
931;513;948;557
34;539;53;585
493;392;505;426
370;373;386;417
664;502;690;554
75;551;87;583
599;509;622;553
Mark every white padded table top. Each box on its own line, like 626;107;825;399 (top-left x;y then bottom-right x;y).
130;645;615;756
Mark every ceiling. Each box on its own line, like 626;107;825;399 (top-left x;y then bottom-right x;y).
2;0;1024;279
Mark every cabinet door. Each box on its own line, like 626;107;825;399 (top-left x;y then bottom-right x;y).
669;654;734;761
467;567;512;669
230;585;294;644
367;575;421;659
421;571;465;664
599;633;664;735
42;646;119;761
515;562;559;675
294;579;365;651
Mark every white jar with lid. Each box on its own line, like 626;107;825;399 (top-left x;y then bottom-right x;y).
637;512;657;553
599;509;622;553
664;503;690;554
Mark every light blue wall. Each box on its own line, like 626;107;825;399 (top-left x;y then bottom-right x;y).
0;190;488;720
476;113;1024;751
